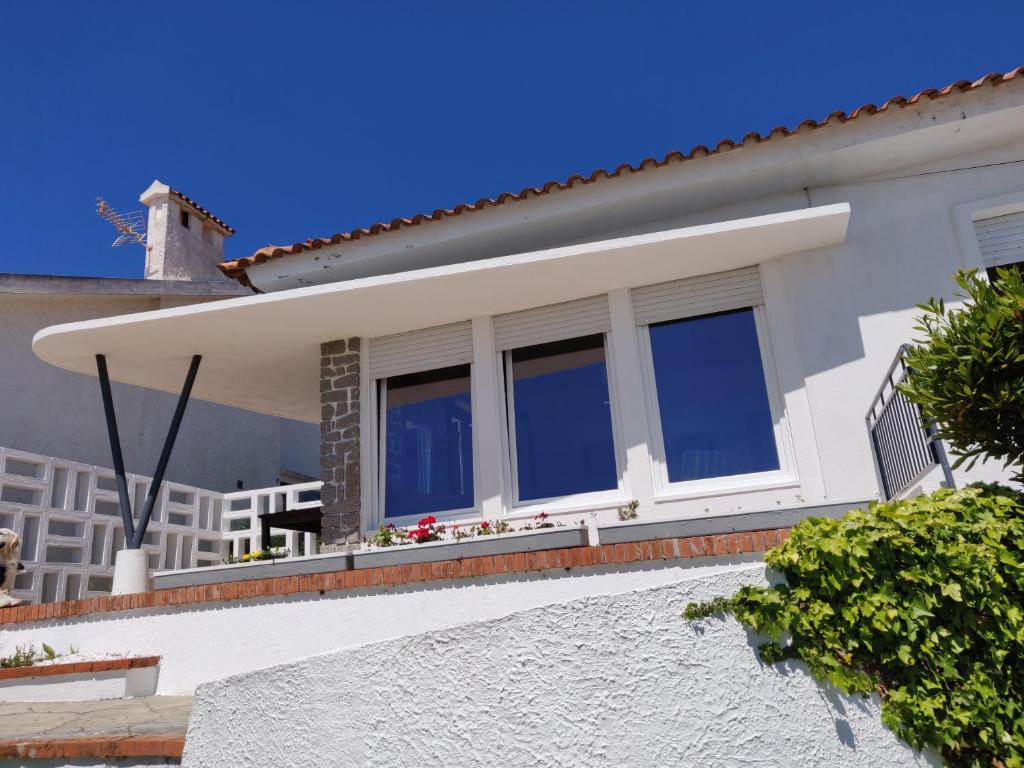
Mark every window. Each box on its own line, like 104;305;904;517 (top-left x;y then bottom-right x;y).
647;308;779;484
380;364;473;519
973;210;1024;280
179;210;190;229
506;335;617;502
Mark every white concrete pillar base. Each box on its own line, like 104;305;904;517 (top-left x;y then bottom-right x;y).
111;549;152;595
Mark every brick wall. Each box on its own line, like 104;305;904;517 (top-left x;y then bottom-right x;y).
319;338;362;550
0;527;791;626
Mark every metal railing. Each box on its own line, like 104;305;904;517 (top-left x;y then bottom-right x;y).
866;345;955;500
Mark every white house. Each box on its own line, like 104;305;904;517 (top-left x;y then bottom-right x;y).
33;67;1024;552
3;65;1023;766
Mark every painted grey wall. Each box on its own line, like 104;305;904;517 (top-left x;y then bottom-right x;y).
184;567;936;767
0;292;286;492
278;418;320;481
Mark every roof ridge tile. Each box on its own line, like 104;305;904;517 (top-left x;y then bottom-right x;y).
220;65;1024;285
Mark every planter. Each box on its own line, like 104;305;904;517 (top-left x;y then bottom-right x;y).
0;656;160;702
153;550;353;590
353;525;588;570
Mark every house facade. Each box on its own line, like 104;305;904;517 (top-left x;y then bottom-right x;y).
3;66;1022;765
31;68;1024;550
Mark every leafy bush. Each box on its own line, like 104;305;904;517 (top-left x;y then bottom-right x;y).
902;268;1024;482
685;485;1024;767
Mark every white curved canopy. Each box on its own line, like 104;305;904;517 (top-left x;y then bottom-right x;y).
33;203;849;422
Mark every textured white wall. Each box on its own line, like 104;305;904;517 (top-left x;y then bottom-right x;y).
184;568;937;768
0;558;762;697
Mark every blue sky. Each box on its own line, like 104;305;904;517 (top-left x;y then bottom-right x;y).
1;1;1021;279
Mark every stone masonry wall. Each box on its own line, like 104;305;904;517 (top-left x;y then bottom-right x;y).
320;338;362;550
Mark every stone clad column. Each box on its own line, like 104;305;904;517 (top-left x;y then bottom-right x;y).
319;338;362;550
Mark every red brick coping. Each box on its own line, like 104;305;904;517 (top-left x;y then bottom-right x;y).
0;528;790;627
0;655;160;681
0;735;183;760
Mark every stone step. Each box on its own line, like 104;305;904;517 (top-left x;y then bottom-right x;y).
0;695;190;763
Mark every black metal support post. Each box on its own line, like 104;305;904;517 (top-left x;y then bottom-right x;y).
131;355;201;549
95;354;202;550
96;354;136;543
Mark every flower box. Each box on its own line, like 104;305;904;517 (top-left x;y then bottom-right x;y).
153;549;353;589
352;525;588;570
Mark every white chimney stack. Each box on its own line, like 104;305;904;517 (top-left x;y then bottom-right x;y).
139;180;235;281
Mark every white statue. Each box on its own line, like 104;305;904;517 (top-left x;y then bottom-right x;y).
0;529;25;608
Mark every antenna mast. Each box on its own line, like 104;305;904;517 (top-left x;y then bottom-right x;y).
96;198;147;247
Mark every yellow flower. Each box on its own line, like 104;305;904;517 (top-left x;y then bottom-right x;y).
241;554;251;562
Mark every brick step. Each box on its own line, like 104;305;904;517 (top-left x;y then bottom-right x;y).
0;696;190;762
0;735;183;761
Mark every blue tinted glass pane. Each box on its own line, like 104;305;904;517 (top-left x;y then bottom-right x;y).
649;309;779;483
384;367;473;518
511;336;617;501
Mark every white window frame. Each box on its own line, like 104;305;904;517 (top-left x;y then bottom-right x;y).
953;189;1024;276
637;304;798;502
370;365;481;530
498;332;628;517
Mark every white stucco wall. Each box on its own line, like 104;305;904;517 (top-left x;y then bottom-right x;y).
183;567;936;768
0;292;284;492
1;557;767;697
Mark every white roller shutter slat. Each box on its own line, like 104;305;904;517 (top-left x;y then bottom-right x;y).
369;321;474;379
631;266;763;326
493;295;611;351
974;212;1024;268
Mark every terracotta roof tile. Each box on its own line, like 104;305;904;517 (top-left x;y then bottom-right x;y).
169;187;235;235
220;65;1023;283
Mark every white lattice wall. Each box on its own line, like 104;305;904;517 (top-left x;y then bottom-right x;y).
0;447;226;604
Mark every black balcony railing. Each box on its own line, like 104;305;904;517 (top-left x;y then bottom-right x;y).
866;345;955;500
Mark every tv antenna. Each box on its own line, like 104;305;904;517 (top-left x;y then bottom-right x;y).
96;197;147;247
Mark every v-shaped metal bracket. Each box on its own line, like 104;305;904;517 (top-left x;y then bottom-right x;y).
96;354;202;550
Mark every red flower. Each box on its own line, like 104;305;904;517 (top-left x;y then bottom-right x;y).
409;527;431;542
480;521;490;529
535;512;549;521
385;523;396;530
418;515;437;527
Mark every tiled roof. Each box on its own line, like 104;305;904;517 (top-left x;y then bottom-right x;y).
220;65;1023;283
170;187;236;235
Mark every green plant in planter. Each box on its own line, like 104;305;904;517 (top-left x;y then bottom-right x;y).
0;642;60;668
901;268;1024;482
366;524;411;548
684;484;1024;768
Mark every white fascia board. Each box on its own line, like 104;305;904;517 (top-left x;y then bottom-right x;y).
33;203;849;422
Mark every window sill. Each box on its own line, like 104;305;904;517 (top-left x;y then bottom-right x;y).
375;507;479;529
506;493;628;520
653;474;799;504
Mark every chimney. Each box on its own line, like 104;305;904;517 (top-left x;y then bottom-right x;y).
139;180;235;281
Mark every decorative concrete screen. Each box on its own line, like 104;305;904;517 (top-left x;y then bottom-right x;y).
0;447;225;604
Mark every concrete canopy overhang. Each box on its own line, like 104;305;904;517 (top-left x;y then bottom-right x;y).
33;203;850;422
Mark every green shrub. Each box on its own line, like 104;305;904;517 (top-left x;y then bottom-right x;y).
685;485;1024;767
901;268;1024;482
